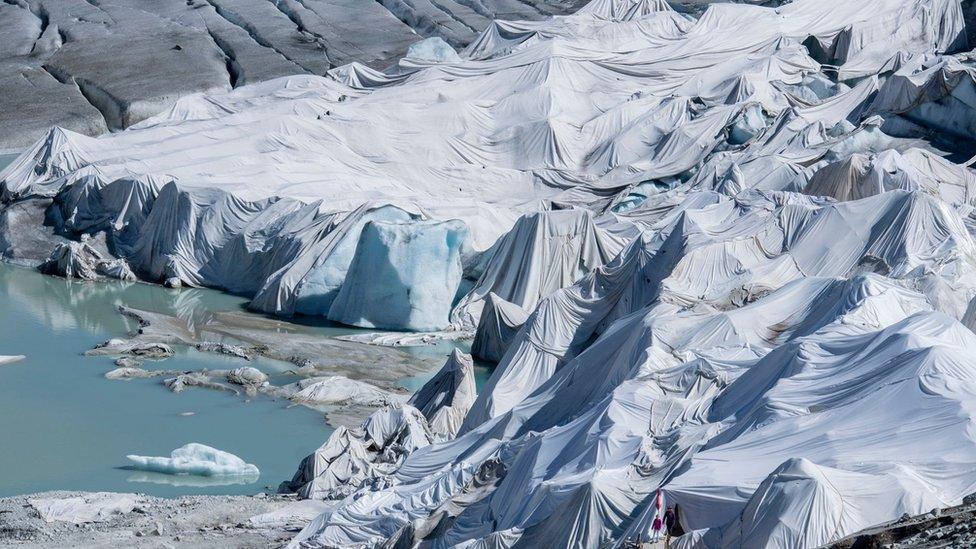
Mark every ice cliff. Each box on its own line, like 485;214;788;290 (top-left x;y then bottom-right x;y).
5;0;976;546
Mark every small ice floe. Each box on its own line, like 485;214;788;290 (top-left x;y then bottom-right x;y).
125;443;259;479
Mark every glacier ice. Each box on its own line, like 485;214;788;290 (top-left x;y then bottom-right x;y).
125;443;259;478
328;219;468;331
294;205;414;316
404;37;462;64
0;0;577;151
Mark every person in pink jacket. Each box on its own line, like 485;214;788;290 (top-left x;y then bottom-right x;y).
651;515;663;543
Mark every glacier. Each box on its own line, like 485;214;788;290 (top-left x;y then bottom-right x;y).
405;37;463;64
4;0;976;546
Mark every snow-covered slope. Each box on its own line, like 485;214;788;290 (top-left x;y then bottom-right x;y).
5;0;976;546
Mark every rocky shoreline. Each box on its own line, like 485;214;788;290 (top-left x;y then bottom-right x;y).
828;495;976;549
0;490;328;548
86;303;450;429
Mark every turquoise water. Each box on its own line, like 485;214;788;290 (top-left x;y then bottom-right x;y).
0;264;334;497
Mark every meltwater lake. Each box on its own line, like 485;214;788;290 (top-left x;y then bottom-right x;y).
0;262;485;498
0;262;335;497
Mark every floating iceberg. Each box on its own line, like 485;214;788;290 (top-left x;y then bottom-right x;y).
125;443;259;478
0;355;26;366
125;471;259;488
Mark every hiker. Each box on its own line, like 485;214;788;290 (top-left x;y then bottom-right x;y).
651;514;664;543
664;505;676;546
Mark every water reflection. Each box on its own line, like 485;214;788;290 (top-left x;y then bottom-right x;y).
124;471;260;488
0;264;251;338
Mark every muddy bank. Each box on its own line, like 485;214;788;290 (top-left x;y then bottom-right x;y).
90;305;450;427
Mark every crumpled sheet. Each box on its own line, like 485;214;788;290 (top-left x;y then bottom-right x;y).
29;493;140;524
408;349;478;439
471;293;531;362
285;0;976;539
453;208;627;329
283;351;476;499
